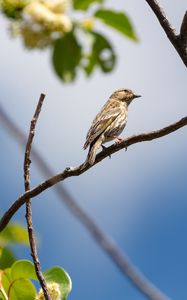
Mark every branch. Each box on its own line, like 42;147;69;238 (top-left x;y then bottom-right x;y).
1;115;187;231
145;0;187;67
24;94;51;300
180;11;187;44
0;106;171;300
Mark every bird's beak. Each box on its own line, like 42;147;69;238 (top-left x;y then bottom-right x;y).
134;94;141;99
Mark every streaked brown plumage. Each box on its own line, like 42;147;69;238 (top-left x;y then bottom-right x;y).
84;88;141;165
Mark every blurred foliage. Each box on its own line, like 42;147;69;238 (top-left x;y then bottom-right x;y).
52;31;82;82
0;247;15;269
0;224;71;299
73;0;104;10
0;260;72;300
83;31;116;75
0;223;29;270
94;9;138;41
0;224;72;299
0;0;138;82
0;223;29;247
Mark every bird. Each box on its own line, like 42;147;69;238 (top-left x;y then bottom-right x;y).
83;88;141;165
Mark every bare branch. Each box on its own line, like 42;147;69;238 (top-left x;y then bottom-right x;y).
24;94;51;300
1;115;187;231
0;105;171;300
180;11;187;36
180;11;187;44
145;0;187;67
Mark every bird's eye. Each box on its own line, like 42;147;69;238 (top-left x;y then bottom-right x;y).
124;89;128;92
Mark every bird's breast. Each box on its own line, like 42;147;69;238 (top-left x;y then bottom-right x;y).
104;105;128;141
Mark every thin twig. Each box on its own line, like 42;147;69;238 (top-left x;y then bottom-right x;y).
1;115;187;232
24;94;51;300
145;0;187;66
0;106;171;300
180;11;187;48
180;11;187;37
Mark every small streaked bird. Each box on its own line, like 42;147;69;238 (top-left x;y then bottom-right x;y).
84;88;141;165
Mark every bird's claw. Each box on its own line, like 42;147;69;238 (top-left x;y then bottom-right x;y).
101;145;111;159
114;136;123;144
114;137;127;151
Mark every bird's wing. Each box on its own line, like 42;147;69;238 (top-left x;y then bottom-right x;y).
84;105;121;149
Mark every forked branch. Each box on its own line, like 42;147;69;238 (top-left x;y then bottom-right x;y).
145;0;187;66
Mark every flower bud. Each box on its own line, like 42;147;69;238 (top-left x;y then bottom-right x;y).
35;282;61;300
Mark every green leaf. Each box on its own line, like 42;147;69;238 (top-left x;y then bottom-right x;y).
1;268;12;297
0;223;29;247
0;247;16;269
83;31;116;75
44;266;72;300
95;9;138;41
73;0;104;10
52;32;82;83
11;260;37;280
9;278;36;300
1;261;36;300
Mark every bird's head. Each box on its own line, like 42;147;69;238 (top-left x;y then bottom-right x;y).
111;88;141;105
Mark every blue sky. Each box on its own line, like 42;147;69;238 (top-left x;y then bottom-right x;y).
1;1;187;299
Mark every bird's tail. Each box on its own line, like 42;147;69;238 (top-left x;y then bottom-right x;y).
86;137;103;165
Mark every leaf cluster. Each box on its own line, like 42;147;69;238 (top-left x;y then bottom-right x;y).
0;0;138;82
0;223;71;299
0;260;71;300
53;1;138;82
